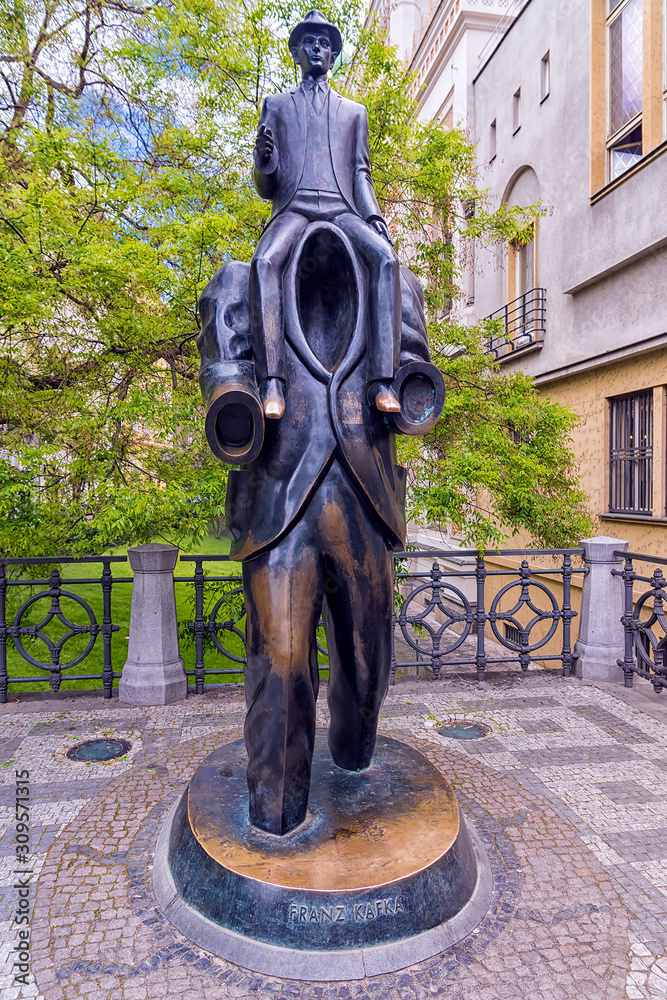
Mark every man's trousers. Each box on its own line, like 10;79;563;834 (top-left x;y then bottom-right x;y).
249;192;401;386
242;458;394;835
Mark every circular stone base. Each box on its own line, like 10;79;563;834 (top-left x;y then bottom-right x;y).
153;731;491;980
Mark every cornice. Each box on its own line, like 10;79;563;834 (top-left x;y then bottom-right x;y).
413;9;505;69
411;0;459;67
411;9;506;105
432;83;456;123
533;332;667;387
564;234;667;295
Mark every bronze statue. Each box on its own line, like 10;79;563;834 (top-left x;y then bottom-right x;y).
198;10;444;836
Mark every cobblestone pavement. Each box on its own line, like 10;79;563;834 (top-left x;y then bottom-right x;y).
2;668;667;1000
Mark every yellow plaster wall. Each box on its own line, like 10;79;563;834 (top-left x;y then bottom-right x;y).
540;347;667;555
643;0;665;151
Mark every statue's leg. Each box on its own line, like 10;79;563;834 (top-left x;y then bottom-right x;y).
319;463;394;771
249;212;309;384
243;520;324;835
334;213;401;382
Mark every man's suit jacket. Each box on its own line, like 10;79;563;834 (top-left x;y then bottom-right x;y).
253;86;382;223
198;262;430;561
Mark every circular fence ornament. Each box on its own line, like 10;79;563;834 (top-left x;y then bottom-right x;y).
12;588;99;672
66;738;131;762
208;588;247;664
397;562;474;679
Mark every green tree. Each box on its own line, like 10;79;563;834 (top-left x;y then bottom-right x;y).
0;0;592;557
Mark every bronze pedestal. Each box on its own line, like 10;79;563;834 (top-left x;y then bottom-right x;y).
154;731;490;979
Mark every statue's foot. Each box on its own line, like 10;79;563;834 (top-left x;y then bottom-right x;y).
261;378;285;419
371;381;401;413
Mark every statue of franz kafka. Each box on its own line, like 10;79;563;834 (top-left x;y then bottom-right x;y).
197;10;445;836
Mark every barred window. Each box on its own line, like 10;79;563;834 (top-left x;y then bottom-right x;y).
609;390;653;514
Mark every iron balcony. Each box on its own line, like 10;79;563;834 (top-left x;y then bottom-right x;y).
484;287;546;359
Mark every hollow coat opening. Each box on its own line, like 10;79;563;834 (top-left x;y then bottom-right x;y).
295;228;358;371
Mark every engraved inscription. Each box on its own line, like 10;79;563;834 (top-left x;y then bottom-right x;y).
288;897;404;923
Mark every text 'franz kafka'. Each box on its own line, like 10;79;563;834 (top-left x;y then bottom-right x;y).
289;897;404;923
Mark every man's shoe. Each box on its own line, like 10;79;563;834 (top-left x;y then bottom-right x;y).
261;378;285;419
372;381;401;413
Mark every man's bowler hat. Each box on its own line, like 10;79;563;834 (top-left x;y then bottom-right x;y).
288;10;342;55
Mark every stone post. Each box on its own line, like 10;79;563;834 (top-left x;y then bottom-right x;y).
574;535;629;682
119;543;187;705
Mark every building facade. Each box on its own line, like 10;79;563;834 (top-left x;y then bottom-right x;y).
366;0;514;126
376;0;667;552
471;0;667;554
366;0;667;659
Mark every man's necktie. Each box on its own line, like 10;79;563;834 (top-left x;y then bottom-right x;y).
310;82;325;116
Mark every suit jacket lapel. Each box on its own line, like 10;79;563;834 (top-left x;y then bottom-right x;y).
328;90;342;192
328;90;356;213
290;86;307;185
328;87;341;128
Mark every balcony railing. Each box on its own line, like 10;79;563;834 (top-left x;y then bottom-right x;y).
484;287;546;359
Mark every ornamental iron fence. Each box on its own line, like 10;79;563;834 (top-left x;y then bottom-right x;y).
0;556;129;703
0;547;589;700
177;548;585;694
176;556;246;692
615;550;667;693
392;548;583;683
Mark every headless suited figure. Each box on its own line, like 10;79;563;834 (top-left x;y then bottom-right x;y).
251;9;402;420
198;251;435;836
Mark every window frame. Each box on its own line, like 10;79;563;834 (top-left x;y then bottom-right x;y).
608;389;654;516
664;0;667;136
507;220;538;303
513;88;521;134
591;0;665;196
540;50;551;102
608;119;644;178
606;0;644;179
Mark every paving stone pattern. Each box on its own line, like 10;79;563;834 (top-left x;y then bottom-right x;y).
1;668;667;999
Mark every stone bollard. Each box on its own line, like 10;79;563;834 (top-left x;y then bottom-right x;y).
119;543;187;705
574;535;629;682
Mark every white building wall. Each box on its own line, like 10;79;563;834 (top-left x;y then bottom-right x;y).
412;2;511;125
367;0;511;126
472;0;667;380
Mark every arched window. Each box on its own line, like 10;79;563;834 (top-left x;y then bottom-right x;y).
489;167;545;356
503;166;540;307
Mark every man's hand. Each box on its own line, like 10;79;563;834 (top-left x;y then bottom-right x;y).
256;124;275;164
370;217;394;247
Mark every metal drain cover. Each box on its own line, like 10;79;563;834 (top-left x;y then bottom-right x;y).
436;721;492;740
66;738;131;762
